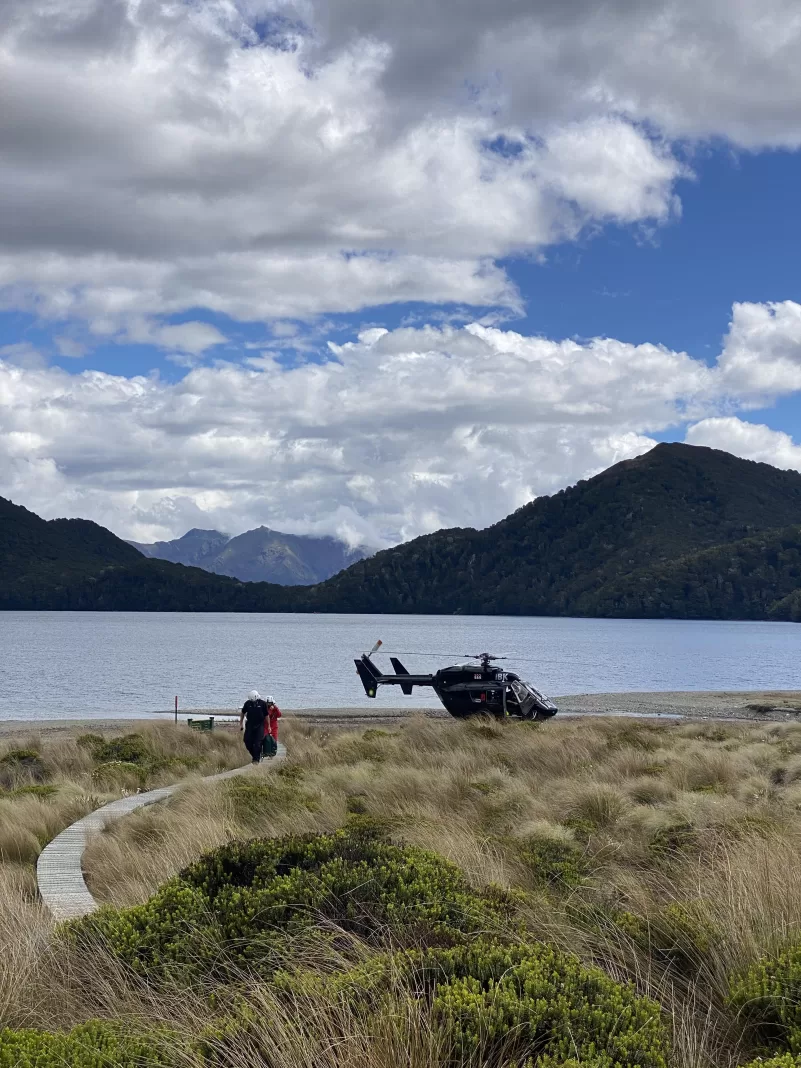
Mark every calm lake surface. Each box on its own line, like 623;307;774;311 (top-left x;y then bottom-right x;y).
1;612;800;720
1;615;801;721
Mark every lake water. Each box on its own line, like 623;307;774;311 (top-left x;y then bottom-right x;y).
1;612;800;720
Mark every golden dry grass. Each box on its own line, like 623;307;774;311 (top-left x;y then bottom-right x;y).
3;713;801;1067
0;722;245;870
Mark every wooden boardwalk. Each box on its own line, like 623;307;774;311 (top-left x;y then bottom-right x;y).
37;743;286;922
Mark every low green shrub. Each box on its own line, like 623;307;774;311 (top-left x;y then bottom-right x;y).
426;942;667;1068
0;1021;172;1068
68;822;517;981
0;784;57;799
648;818;698;860
91;761;150;789
741;1057;801;1068
0;748;48;789
279;941;668;1068
510;833;588;889
222;776;319;824
78;732;201;788
345;792;369;814
76;732;105;750
0;748;42;767
731;944;801;1053
614;901;718;977
79;734;151;764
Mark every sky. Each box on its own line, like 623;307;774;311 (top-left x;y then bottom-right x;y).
0;0;800;548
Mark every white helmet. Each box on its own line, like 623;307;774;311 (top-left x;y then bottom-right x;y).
265;695;275;704
248;690;260;701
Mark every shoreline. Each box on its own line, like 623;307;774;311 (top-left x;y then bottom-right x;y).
2;690;800;735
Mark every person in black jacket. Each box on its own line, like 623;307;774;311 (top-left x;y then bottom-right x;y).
239;689;268;763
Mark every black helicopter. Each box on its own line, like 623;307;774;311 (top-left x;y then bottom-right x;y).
355;641;557;720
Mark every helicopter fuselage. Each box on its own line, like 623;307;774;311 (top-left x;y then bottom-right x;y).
432;664;556;720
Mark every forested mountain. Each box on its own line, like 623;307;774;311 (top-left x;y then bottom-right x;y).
585;525;801;620
308;443;801;616
3;443;801;618
132;526;371;584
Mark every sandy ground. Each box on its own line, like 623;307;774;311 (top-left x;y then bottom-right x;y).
555;690;801;721
1;691;800;737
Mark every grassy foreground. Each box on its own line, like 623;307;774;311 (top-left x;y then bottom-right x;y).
3;715;801;1067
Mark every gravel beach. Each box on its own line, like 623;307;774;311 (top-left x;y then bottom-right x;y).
2;690;800;736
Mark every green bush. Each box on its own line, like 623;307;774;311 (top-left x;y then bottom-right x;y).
0;784;56;799
280;941;667;1068
731;944;801;1053
0;1021;171;1067
345;792;368;814
68;823;517;980
222;776;319;824
78;732;199;788
648;818;698;860
740;1057;801;1068
79;734;151;765
0;748;42;766
612;901;718;978
426;942;667;1068
91;761;150;788
511;833;588;889
0;748;48;789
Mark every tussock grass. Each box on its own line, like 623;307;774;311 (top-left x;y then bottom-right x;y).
0;723;245;874
4;714;801;1065
0;721;246;1031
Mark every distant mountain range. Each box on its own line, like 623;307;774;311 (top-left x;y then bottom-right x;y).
130;527;372;585
2;442;801;619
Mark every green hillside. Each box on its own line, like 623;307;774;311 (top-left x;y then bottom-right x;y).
308;443;801;615
581;525;801;619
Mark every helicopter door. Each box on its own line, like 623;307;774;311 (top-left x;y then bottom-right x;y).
509;680;537;718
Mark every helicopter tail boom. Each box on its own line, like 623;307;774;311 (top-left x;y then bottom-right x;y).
355;654;435;698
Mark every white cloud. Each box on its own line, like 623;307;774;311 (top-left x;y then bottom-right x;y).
0;0;728;337
54;336;88;359
717;301;801;399
304;0;801;148
0;342;46;369
685;417;801;472
152;322;227;356
0;0;795;342
2;301;800;546
0;2;799;547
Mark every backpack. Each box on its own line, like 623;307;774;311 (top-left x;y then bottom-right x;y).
244;698;267;728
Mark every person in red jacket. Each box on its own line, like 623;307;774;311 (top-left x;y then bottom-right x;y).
262;695;281;758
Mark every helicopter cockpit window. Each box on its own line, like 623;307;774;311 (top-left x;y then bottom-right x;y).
510;680;530;703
